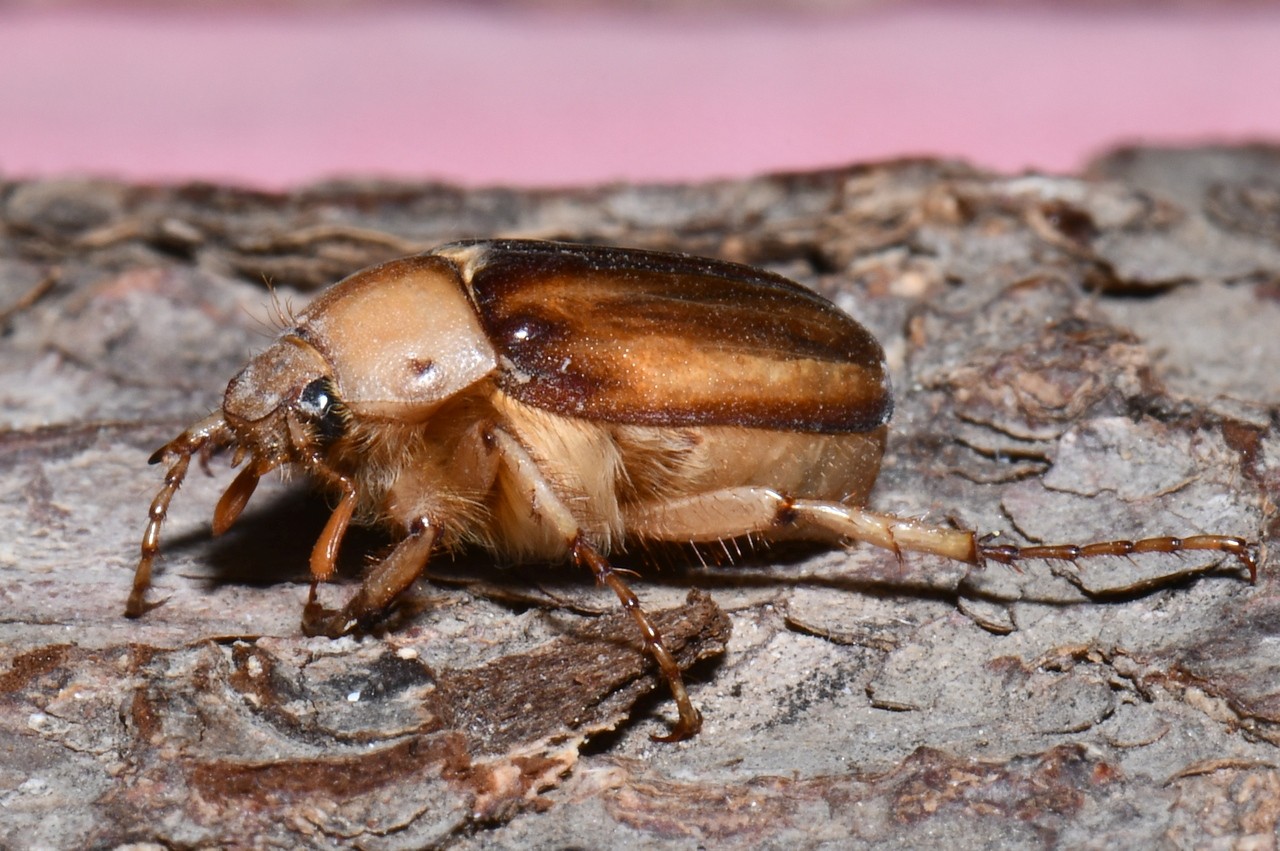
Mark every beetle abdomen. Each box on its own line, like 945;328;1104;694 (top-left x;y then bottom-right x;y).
439;240;893;434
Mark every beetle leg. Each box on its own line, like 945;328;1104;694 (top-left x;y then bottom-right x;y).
128;451;195;618
302;517;437;637
625;487;979;562
127;414;235;618
309;476;358;582
978;535;1258;583
573;535;703;742
626;488;1257;580
490;427;702;741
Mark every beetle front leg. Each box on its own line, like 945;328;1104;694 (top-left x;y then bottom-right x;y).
127;413;235;618
128;450;196;618
302;518;437;637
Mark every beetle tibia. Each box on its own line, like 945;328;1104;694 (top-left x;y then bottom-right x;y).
211;463;263;536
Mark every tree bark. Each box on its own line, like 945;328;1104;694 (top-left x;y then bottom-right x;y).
1;146;1277;848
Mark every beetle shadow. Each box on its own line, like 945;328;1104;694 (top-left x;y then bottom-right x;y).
622;541;975;605
589;542;1243;610
416;541;974;628
159;503;1242;621
689;544;1255;607
422;541;971;616
159;487;390;594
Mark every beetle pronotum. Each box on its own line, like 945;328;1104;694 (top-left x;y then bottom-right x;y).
129;239;1257;740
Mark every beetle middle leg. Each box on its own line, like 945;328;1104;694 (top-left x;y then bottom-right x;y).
490;428;702;741
302;517;438;637
572;535;703;741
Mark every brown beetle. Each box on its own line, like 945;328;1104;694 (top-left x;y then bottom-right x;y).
129;239;1256;741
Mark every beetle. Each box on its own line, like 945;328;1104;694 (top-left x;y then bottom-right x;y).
128;239;1257;741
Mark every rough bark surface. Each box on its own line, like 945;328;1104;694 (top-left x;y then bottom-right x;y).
1;146;1277;849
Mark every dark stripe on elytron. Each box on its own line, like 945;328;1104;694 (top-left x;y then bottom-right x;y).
449;237;810;281
499;375;893;433
454;238;836;308
465;251;882;367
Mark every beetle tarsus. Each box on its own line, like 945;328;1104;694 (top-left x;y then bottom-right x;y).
302;519;438;637
572;535;703;742
301;582;362;637
977;534;1258;583
649;708;704;744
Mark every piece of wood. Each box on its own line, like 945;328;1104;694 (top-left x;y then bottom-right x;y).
0;147;1276;848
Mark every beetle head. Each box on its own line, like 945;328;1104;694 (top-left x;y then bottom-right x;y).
221;336;337;467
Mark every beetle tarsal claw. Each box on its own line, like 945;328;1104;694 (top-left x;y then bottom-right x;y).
650;707;703;744
300;602;354;638
124;586;165;619
301;581;354;637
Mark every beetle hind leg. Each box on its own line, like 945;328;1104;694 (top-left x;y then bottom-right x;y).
626;487;981;564
626;487;1257;582
978;535;1257;583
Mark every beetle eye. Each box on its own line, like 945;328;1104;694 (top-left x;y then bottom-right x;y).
297;377;346;443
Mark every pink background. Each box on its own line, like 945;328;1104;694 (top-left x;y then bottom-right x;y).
2;5;1279;188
